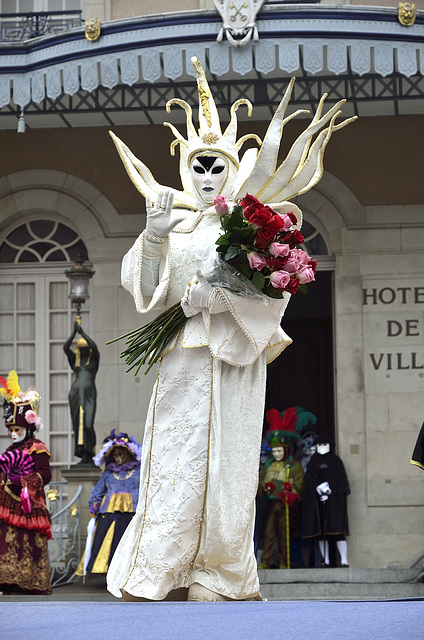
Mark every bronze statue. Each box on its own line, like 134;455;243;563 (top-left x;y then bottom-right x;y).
63;321;99;465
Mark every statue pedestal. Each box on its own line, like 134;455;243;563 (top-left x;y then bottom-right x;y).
61;466;102;538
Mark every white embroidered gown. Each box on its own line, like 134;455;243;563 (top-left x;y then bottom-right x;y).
106;207;292;600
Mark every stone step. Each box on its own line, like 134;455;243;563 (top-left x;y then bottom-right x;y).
258;567;423;584
258;567;424;600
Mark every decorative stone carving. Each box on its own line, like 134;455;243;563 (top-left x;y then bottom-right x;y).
214;0;265;47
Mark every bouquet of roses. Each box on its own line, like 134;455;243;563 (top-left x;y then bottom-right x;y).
109;194;316;374
214;194;316;298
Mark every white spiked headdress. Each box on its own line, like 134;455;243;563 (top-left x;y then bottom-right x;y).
109;58;356;212
164;56;257;171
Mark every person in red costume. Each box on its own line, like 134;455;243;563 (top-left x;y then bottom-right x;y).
0;370;52;595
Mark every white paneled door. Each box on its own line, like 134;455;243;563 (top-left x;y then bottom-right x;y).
0;269;88;481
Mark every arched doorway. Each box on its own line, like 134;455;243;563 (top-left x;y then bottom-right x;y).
0;217;90;481
265;215;335;444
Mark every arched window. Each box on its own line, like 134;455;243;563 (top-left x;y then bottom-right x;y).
0;219;87;264
301;219;330;257
0;218;90;481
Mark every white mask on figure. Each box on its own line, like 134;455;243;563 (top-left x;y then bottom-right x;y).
271;446;286;462
316;443;330;455
189;154;237;211
9;426;27;443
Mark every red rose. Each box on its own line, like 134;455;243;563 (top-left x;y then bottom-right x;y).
285;277;300;295
265;482;276;494
288;212;298;225
267;215;286;234
281;229;304;248
249;206;273;228
282;491;299;506
240;194;261;209
255;226;276;250
309;258;317;274
242;205;256;221
267;255;288;270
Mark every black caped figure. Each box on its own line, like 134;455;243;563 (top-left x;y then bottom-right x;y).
302;438;350;567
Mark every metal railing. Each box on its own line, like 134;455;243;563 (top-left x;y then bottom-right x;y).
47;481;82;588
0;10;82;42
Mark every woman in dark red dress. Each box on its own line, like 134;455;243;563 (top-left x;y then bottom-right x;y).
0;371;52;595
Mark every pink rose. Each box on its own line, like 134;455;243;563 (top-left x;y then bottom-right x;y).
284;255;302;274
269;242;290;258
25;410;36;424
247;251;267;271
213;195;229;215
297;266;316;284
280;214;296;231
290;248;310;266
270;270;291;290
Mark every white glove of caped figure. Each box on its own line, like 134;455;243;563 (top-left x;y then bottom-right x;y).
316;481;332;502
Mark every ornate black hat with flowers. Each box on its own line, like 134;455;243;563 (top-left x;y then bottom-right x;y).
265;406;317;449
0;370;43;432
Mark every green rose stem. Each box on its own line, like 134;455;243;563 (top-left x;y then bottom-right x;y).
107;302;187;375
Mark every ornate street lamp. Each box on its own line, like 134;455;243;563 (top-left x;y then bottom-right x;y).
64;249;99;467
64;249;95;318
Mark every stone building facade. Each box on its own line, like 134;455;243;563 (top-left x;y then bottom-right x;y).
0;0;422;568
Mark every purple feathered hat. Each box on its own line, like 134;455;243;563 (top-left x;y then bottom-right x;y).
93;429;142;468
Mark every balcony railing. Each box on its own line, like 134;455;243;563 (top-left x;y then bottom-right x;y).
0;10;82;42
47;481;82;588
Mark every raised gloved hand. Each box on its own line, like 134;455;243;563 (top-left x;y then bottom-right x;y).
316;481;332;502
145;190;185;242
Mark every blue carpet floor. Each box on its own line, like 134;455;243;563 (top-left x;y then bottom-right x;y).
0;599;422;640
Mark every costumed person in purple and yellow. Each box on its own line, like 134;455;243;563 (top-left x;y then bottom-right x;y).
258;407;306;570
77;430;141;576
0;370;52;595
302;438;350;567
106;56;355;602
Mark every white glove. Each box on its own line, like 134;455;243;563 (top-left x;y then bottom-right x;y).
316;481;331;502
181;273;227;318
145;190;185;241
140;190;185;296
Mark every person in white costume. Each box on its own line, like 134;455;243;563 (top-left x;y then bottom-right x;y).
106;57;355;602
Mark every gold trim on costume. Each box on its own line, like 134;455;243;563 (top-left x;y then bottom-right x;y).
105;492;134;513
91;521;116;573
410;458;424;471
78;406;84;445
4;484;20;501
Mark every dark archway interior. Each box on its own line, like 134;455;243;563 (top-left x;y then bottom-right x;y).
264;271;335;444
